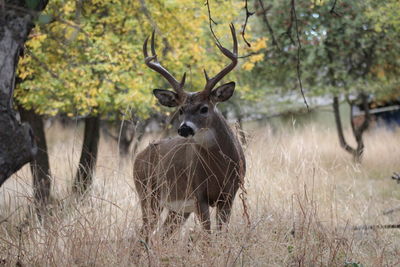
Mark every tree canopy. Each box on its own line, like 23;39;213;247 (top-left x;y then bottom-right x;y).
16;0;266;119
245;0;400;109
14;0;400;119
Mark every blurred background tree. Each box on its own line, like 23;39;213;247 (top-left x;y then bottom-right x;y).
247;0;400;161
6;0;399;206
14;0;265;197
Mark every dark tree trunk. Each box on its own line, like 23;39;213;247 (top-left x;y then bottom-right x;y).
115;121;135;157
120;118;149;156
102;118;149;157
332;94;370;163
0;111;36;186
0;2;50;186
18;106;51;209
131;120;148;155
349;93;371;162
73;116;100;196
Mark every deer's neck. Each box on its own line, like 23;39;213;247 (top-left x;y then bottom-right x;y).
193;111;240;157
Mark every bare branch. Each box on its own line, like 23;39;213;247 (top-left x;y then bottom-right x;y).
241;0;255;47
285;1;296;45
330;0;341;17
53;16;90;39
257;0;280;50
205;0;222;46
238;51;262;58
26;49;60;81
291;0;309;110
139;0;157;29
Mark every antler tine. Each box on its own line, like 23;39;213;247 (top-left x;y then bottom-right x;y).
204;23;238;94
143;31;186;96
143;35;151;59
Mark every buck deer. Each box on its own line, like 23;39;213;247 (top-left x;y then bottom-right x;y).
134;24;245;241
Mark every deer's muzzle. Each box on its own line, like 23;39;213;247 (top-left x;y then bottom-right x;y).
178;123;195;137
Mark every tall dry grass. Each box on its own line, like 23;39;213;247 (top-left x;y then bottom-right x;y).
0;122;399;266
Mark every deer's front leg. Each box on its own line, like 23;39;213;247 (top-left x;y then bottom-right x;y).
196;200;211;232
216;200;233;231
162;210;191;239
139;195;161;243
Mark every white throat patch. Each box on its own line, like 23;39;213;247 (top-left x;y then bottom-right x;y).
193;128;217;148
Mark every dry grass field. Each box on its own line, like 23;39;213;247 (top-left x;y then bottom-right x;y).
1;122;399;266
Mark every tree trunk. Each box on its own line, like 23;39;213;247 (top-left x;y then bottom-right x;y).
332;94;370;163
117;121;134;157
18;107;51;210
0;2;50;186
73;116;100;196
0;111;36;186
131;120;148;155
349;93;371;162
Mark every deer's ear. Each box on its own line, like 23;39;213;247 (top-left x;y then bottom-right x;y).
153;89;180;107
210;82;235;102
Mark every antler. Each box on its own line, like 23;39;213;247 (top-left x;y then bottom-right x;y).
203;23;238;94
143;31;186;97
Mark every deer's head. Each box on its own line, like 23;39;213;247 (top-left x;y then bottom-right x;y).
143;24;238;138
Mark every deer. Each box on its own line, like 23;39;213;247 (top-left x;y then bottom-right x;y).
133;24;246;241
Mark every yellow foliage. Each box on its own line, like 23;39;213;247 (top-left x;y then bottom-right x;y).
250;37;268;52
242;61;255;71
16;0;264;118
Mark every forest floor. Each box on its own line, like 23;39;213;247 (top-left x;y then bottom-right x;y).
1;122;399;266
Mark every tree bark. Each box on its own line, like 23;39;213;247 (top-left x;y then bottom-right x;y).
0;2;49;186
349;93;370;162
0;111;36;186
73;116;100;196
18;106;51;208
333;94;370;163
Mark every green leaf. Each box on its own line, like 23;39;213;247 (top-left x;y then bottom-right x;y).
37;14;53;25
25;0;39;10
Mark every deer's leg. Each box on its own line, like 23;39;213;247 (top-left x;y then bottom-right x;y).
196;200;211;232
162;210;191;239
139;191;162;243
139;203;156;242
216;198;234;231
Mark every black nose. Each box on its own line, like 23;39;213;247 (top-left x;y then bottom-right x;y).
178;124;194;137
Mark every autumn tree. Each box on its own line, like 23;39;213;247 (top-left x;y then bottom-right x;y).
251;0;400;162
16;0;265;195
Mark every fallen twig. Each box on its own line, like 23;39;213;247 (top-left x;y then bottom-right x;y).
383;206;400;215
352;224;400;231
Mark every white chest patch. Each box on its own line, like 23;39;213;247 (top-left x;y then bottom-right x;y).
165;199;197;213
193;128;217;149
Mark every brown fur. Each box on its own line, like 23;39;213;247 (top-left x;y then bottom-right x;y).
133;94;245;240
137;24;242;240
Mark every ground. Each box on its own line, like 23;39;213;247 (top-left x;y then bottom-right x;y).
0;122;399;266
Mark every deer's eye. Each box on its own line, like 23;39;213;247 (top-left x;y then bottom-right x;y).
200;106;209;114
